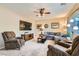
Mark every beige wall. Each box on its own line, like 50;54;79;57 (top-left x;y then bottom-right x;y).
0;7;20;34
0;7;20;48
0;6;36;36
35;17;67;34
0;6;36;48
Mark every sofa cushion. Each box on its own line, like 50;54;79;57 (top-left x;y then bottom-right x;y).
46;35;55;40
11;32;16;38
4;32;15;40
47;45;69;56
44;32;54;35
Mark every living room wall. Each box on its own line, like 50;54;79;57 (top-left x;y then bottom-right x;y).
0;6;35;49
0;6;22;49
35;17;67;34
0;7;20;33
19;17;36;35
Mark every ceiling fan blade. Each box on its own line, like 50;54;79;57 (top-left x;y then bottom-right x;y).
34;11;39;13
45;12;51;14
60;3;66;5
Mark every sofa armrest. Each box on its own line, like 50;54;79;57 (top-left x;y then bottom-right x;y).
16;37;25;46
56;41;71;48
71;44;79;56
16;37;22;39
47;45;70;56
16;37;25;42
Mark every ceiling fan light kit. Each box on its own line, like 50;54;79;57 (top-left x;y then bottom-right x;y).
34;8;51;16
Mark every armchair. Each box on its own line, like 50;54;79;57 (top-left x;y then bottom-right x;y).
2;31;25;49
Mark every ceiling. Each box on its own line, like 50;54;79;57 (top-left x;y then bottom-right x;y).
0;3;75;20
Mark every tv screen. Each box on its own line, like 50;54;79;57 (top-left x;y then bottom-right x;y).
20;20;32;30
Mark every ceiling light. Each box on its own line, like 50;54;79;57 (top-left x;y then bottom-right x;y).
67;24;71;27
60;3;66;5
70;19;74;23
34;8;51;17
73;26;79;30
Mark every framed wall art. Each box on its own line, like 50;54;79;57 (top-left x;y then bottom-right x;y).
51;23;59;29
36;24;42;29
44;24;48;28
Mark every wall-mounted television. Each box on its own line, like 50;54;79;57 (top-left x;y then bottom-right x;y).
19;20;32;30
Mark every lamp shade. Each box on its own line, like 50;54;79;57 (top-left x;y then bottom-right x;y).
73;26;79;30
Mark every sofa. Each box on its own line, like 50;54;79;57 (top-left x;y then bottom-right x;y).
47;36;79;56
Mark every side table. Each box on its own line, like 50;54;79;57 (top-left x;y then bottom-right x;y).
37;37;46;43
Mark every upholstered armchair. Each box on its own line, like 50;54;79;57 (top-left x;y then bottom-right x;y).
47;36;79;56
2;31;25;49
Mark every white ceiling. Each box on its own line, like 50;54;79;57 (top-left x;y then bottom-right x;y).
0;3;75;19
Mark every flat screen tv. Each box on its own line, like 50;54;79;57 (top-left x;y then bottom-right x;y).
19;20;32;30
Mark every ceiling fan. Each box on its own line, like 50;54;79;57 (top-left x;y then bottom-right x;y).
34;8;51;16
60;3;66;5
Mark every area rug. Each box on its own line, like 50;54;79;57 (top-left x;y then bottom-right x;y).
0;40;48;56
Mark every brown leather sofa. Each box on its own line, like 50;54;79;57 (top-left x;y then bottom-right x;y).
56;41;71;48
47;36;79;56
2;31;25;49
